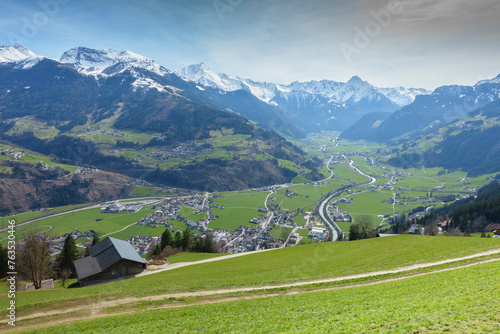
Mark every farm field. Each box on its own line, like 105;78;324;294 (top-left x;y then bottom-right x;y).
5;117;60;139
8;235;500;317
209;191;268;230
0;207;156;246
32;259;500;333
128;186;177;198
0;203;93;227
268;225;293;240
0;143;78;173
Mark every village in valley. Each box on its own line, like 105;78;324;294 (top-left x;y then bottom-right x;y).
42;193;332;257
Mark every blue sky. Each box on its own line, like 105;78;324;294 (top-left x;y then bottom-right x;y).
1;0;499;89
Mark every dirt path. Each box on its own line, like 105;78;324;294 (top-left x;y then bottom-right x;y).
9;248;500;329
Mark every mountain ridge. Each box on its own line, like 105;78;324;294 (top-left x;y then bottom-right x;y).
341;74;500;143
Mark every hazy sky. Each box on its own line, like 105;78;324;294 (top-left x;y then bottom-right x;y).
1;0;499;89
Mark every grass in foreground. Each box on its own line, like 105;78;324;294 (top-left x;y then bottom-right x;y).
6;235;500;317
22;257;500;333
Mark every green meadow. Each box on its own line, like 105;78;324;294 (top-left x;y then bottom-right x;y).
209;191;268;230
33;259;500;333
0;143;78;173
0;207;156;246
0;203;92;227
7;235;500;317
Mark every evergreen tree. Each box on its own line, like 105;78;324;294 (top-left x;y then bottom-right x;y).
152;242;161;256
85;235;100;256
349;224;360;241
160;228;173;251
174;231;183;249
181;228;193;250
58;235;78;277
0;246;8;278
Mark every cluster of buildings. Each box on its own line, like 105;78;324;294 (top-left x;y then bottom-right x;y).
126;235;158;255
38;163;56;171
329;207;352;222
1;148;24;161
220;225;285;253
137;196;210;233
308;227;328;240
215;208;325;252
73;167;98;175
368;180;406;192
101;200;157;214
102;129;124;137
137;141;211;162
332;197;354;205
137;210;172;228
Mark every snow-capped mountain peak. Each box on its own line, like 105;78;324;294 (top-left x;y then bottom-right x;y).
347;75;363;84
60;46;170;77
378;87;432;107
176;63;427;110
176;63;283;102
475;74;500;86
0;43;39;63
176;62;236;91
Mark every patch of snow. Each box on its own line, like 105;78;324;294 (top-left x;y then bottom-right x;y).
378;87;432;107
60;46;171;78
132;78;165;92
0;43;38;62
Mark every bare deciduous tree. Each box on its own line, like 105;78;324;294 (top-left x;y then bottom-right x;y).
60;267;72;289
424;221;439;236
349;216;378;241
448;227;463;237
18;231;51;290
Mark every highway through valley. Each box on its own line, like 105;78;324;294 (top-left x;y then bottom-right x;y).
315;157;377;241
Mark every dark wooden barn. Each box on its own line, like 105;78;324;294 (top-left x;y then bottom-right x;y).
74;237;146;285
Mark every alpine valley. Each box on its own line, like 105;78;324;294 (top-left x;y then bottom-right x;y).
3;0;500;331
0;43;499;216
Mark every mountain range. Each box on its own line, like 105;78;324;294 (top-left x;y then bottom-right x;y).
342;75;500;143
384;98;500;176
1;43;499;183
0;44;434;137
0;44;326;193
176;63;431;133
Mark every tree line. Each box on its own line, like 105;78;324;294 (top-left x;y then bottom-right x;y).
150;227;222;259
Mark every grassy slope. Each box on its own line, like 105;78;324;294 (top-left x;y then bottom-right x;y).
32;260;500;333
0;143;77;173
8;235;500;315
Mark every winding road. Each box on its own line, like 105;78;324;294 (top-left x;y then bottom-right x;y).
315;156;377;241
